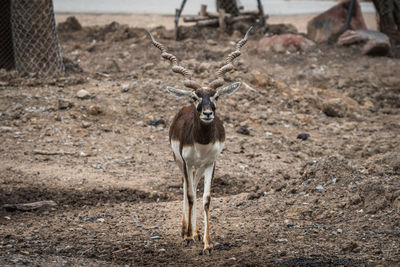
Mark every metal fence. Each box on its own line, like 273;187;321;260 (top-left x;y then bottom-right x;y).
0;0;64;77
216;0;241;16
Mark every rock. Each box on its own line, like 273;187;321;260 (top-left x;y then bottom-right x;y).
247;192;262;200
227;99;237;107
322;98;347;117
121;82;136;93
81;121;92;128
206;39;217;46
148;119;166;126
57;16;82;32
363;100;375;112
266;24;298;35
338;30;391;56
342;241;359;252
236;126;250;135
307;0;367;43
58;99;74;110
318;90;361;118
250;73;269;87
297;133;310;140
88;105;102;115
0;126;13;133
146;115;154;121
258;34;315;53
196;62;211;74
76;89;91;99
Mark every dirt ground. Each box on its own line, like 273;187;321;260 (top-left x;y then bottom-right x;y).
1;14;399;266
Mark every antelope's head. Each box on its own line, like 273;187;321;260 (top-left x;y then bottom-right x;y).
147;27;252;124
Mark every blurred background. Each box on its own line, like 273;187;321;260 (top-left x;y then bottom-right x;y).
53;0;375;15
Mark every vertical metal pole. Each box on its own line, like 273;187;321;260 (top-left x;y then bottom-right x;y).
257;0;266;27
175;0;187;40
344;0;356;31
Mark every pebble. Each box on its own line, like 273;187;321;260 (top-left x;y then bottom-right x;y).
206;39;217;45
81;121;92;128
236;126;250;135
227;99;237;107
58;99;74;110
76;89;91;99
297;133;310;140
315;185;324;190
88;105;102;115
0;126;13;132
150;235;161;239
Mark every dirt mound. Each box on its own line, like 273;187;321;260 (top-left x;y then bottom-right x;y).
299;156;360;192
298;156;400;214
58;20;148;43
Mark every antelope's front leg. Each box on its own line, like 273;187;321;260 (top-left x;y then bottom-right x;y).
203;163;215;255
183;163;196;245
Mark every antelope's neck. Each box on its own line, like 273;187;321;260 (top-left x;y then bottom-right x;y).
193;113;223;145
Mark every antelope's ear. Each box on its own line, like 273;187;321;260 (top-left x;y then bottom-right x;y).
215;82;241;97
167;87;193;98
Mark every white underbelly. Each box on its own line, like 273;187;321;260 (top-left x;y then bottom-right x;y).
171;140;224;168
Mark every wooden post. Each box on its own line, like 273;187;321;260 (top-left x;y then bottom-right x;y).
200;4;207;16
219;8;226;32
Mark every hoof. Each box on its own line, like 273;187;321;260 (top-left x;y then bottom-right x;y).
184;238;194;247
194;233;202;241
202;247;213;255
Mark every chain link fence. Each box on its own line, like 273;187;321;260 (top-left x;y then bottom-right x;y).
216;0;241;16
0;0;64;77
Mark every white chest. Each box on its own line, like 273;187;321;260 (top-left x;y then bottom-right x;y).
171;141;224;168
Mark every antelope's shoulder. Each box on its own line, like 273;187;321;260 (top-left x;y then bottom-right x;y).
169;105;195;138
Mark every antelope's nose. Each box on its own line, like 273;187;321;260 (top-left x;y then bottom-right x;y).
203;111;213;117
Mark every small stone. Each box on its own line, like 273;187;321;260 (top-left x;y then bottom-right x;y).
76;89;91;99
297;133;310;140
247;192;261;200
315;185;324;190
0;126;13;133
322;98;346;117
196;62;211;73
143;63;154;70
88;105;102;115
236;126;250;135
81;121;92;128
121;84;130;92
147;115;154;121
227;99;237;107
58;99;74;110
250;73;269;87
148;119;166;126
206;39;217;45
150;235;161;239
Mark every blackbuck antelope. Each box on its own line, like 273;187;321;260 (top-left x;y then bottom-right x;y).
147;27;252;255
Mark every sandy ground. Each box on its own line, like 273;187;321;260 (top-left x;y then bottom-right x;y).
1;12;399;266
